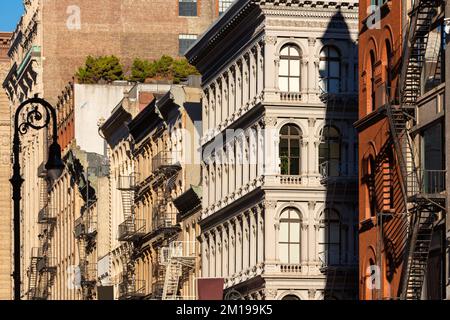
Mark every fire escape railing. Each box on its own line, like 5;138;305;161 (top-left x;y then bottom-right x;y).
385;0;445;300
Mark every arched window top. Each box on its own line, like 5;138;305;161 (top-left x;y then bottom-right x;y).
280;44;301;57
320;208;340;222
280;207;301;221
320;45;340;59
279;45;301;92
280;124;302;137
321;125;340;139
279;207;301;264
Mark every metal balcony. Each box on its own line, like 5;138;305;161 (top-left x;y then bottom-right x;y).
74;216;97;239
37;256;57;274
118;174;139;191
160;241;196;266
118;278;146;300
409;169;446;202
151;206;178;234
152;151;181;173
80;263;97;287
74;217;86;239
118;216;146;242
38;206;56;225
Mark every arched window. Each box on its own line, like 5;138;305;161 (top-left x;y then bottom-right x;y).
370;50;376;111
279;208;301;264
385;40;393;99
279;124;302;176
319;46;341;94
319;126;341;177
279;44;301;92
363;156;377;217
282;295;301;301
318;209;342;266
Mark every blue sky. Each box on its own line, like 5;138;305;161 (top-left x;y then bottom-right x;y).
0;0;24;32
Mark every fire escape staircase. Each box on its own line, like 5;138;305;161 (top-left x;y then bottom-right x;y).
160;243;196;300
384;0;445;300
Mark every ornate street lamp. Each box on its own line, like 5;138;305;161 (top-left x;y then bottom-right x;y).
10;97;64;300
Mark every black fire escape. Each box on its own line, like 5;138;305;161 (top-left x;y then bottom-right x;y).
117;173;146;300
385;0;446;300
28;164;57;300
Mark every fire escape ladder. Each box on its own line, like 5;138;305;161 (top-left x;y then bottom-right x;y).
403;210;436;300
121;186;134;221
388;0;443;300
400;1;436;108
27;254;39;300
162;259;182;300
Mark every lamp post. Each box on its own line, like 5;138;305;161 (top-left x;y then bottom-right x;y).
10;97;64;300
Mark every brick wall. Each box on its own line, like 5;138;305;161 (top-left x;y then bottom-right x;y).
40;0;218;103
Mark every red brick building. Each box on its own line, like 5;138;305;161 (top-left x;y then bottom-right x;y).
355;0;405;299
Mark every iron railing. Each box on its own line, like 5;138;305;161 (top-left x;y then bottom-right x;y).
38;206;56;224
408;169;446;196
152;151;181;172
152;206;177;232
118;277;146;299
118;174;139;190
118;216;146;241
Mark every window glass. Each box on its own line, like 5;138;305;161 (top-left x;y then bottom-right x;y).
219;0;234;15
279;125;302;175
279;208;302;264
179;34;198;55
319;46;341;94
319;126;341;176
179;0;197;17
278;44;301;92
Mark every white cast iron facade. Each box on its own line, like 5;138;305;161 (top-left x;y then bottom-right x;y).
187;0;359;300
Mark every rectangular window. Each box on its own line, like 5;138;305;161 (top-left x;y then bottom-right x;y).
179;34;198;55
179;0;198;17
219;0;234;15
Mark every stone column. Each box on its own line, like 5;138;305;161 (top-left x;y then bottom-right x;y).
257;42;264;98
228;220;235;276
236;138;243;190
256;123;264;179
215;81;222;129
202;163;209;213
249;208;257;267
264;201;278;271
234;216;243;273
264;35;278;101
228;142;236;196
215;228;222;277
257;204;264;264
263;117;279;175
228;68;235;119
221;75;228;125
301;140;308;178
250;48;257;102
249;126;257;182
208;87;215;135
236;62;243;113
242;55;250;108
208;232;215;277
242;212;250;270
